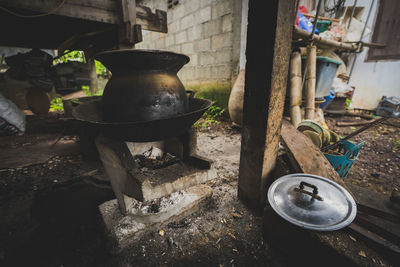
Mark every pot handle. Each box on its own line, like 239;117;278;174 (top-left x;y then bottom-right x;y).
186;90;195;99
295;181;324;201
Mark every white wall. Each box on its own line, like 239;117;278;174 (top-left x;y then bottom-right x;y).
346;0;400;110
238;0;248;70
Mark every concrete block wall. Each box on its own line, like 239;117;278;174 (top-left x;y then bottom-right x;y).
137;0;242;85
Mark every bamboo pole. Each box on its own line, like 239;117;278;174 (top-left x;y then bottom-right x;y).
303;13;340;22
304;45;316;120
289;51;302;127
293;27;358;51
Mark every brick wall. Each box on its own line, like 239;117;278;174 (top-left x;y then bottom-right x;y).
137;0;242;85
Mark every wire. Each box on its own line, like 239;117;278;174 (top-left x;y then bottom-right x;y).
324;0;346;16
0;0;67;18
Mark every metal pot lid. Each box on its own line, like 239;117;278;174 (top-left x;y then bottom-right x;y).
267;173;357;231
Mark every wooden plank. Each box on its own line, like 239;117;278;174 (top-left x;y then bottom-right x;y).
0;139;80;169
136;6;167;33
368;0;400;60
280;120;354;196
347;183;400;221
0;0;119;23
0;0;167;32
238;0;295;207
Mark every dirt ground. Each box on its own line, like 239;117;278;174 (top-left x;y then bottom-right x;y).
325;116;400;196
0;115;292;266
0;114;399;266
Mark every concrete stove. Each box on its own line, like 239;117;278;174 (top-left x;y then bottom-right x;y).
95;128;216;252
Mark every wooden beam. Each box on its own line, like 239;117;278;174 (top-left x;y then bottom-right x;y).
0;0;167;32
118;0;140;45
238;0;295;207
280;120;355;198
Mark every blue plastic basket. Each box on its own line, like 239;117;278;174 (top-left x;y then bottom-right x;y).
324;140;365;179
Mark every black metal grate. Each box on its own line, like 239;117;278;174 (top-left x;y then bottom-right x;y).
167;0;179;9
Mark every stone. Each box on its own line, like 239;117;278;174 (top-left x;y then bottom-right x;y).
168;20;180;33
181;42;194;54
155;38;166;49
175;30;187;44
167;44;181;53
212;0;232;20
196;66;212;79
222;14;233;32
202;18;222;38
184;0;200;14
187;54;198;66
165;34;175;47
211;64;231;79
187;24;202;41
178;66;195;81
199;52;215;65
200;0;214;7
172;4;185;20
194;38;211;52
180;14;195;30
211;32;232;50
99;184;213;253
215;48;232;64
196;6;212;24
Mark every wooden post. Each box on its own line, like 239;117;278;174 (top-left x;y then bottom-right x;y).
118;0;142;47
238;0;295;207
88;57;98;95
289;51;302;127
304;45;316;120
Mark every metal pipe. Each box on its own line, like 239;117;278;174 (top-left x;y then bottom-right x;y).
294;0;300;26
347;0;375;84
347;0;358;29
311;0;323;38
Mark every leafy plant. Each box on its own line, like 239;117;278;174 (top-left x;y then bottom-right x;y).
81;85;103;96
54;50;85;64
204;104;225;118
49;97;64;112
95;60;108;76
194;102;225;128
345;98;352;109
53;50;108;76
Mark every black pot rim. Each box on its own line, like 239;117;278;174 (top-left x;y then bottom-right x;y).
94;49;190;73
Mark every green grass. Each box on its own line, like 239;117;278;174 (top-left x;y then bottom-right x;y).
188;82;231;128
186;82;231;115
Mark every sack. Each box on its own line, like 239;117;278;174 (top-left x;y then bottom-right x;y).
298;12;319;34
0;92;26;135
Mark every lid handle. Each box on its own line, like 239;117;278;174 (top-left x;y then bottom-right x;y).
295;181;324;201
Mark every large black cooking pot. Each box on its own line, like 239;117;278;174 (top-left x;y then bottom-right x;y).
95;49;190;122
